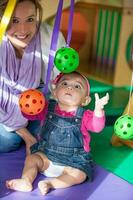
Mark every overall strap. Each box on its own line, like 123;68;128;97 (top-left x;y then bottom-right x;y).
76;107;85;118
48;99;57;112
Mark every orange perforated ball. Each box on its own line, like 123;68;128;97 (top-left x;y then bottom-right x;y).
19;89;45;115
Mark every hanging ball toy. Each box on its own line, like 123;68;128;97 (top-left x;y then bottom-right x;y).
19;89;45;116
114;115;133;140
54;47;79;73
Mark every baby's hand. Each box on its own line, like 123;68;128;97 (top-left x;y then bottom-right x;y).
94;93;109;117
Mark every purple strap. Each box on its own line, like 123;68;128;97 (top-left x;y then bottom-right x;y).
66;0;75;47
44;0;75;94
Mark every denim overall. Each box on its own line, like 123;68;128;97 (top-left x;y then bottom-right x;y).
31;99;93;180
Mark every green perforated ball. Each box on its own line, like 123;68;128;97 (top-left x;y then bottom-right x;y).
114;115;133;140
54;47;79;73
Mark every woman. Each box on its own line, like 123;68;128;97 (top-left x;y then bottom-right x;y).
0;0;66;154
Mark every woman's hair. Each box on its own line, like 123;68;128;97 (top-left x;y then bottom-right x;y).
0;0;43;27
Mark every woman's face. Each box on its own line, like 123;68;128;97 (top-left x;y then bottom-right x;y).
6;1;38;50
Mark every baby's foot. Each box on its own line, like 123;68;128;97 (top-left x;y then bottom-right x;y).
38;180;52;195
6;178;32;192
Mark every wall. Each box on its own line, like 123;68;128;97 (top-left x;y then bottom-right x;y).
42;0;133;86
41;0;80;20
82;0;124;7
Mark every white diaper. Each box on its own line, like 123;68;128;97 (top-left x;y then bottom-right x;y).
42;161;65;178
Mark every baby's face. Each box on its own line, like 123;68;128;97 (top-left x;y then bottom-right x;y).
54;73;89;108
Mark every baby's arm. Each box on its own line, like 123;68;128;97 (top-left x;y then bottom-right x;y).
94;93;109;117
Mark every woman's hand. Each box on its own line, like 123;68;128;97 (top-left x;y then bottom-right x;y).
16;128;37;155
94;93;109;117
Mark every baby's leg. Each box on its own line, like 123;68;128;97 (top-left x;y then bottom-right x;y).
6;153;49;192
38;167;86;195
